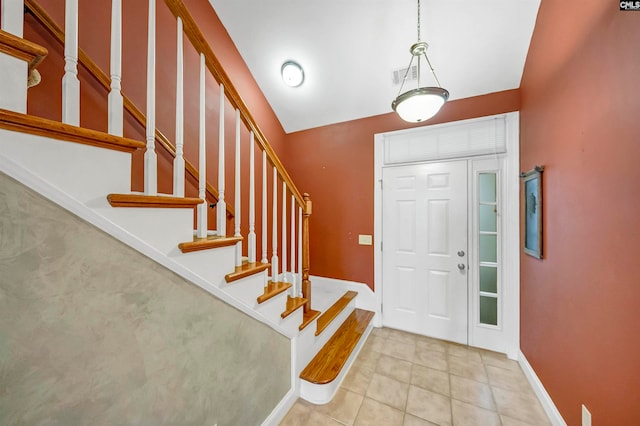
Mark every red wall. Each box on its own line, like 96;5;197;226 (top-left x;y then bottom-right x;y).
519;2;640;425
283;90;520;289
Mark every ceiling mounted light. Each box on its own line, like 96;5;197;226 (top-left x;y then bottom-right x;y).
392;0;449;123
281;61;304;87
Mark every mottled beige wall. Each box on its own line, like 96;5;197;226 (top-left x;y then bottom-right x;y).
0;172;290;425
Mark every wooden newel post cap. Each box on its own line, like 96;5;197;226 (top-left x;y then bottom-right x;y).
304;193;312;215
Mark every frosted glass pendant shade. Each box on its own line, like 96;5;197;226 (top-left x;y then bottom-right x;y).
392;87;449;123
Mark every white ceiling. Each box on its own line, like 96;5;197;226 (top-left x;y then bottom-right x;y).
208;0;541;133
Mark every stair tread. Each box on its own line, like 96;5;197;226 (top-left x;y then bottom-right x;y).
300;309;321;331
281;296;307;319
107;193;203;208
300;308;375;384
225;262;270;283
178;235;241;253
315;290;358;336
0;109;145;153
257;281;292;304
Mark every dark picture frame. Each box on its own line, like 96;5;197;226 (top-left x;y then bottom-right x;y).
521;166;544;259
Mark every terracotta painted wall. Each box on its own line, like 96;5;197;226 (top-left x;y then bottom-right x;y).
519;2;640;425
283;90;520;289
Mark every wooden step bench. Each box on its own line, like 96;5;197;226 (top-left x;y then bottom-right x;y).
300;309;321;331
107;194;203;208
224;262;270;283
257;281;291;304
178;235;242;253
315;290;357;336
282;296;307;319
300;308;374;385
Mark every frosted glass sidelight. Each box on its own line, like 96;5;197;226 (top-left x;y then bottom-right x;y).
480;296;498;326
479;173;496;203
480;266;497;294
479;204;497;233
479;234;497;263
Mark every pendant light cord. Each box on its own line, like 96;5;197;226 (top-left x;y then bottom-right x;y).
395;0;444;98
417;0;421;42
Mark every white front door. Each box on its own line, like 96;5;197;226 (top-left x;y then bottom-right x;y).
382;160;468;344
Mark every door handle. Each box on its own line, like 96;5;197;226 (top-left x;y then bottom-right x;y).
457;250;465;257
457;263;466;271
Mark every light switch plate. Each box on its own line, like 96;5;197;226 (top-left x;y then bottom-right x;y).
358;234;373;245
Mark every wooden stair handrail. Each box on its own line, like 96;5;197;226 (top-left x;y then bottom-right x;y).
23;0;233;219
162;0;306;211
0;28;47;71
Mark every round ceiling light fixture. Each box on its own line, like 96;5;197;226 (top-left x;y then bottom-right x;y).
281;61;304;87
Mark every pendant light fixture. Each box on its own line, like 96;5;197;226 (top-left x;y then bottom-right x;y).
392;0;449;123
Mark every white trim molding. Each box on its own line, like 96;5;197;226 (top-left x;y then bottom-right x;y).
518;350;567;426
374;112;520;356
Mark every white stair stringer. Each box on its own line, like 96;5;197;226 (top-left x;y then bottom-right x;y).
0;129;132;204
0;144;294;340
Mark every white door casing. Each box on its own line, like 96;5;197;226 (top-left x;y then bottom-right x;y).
374;112;520;358
382;161;469;344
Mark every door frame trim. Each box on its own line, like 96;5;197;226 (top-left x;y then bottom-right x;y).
374;112;520;359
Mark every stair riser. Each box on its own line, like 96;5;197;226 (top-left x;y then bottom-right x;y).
224;272;268;306
98;207;195;256
279;308;304;335
172;247;235;286
296;299;357;375
0;130;132;204
0;56;27;112
256;291;289;319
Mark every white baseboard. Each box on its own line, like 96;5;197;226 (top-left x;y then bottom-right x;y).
261;387;298;426
518;350;567;426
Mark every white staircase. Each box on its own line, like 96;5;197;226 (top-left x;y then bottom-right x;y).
0;0;375;420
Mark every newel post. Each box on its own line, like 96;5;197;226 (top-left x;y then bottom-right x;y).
302;193;312;313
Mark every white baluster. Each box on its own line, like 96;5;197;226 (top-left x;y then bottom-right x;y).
1;0;24;36
298;205;303;297
290;194;296;292
217;84;226;237
108;0;123;136
248;132;256;263
144;0;157;194
261;151;268;264
281;181;287;283
271;168;279;281
173;17;185;197
234;109;242;266
62;0;80;125
196;53;207;238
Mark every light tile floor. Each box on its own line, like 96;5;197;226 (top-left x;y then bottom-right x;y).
281;327;550;426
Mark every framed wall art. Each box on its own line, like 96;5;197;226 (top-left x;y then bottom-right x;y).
521;166;544;258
